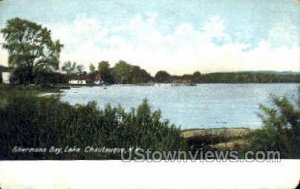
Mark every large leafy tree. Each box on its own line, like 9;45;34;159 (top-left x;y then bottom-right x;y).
1;17;63;84
88;63;97;81
130;65;152;84
98;60;113;83
111;60;133;84
98;61;110;73
154;70;172;83
61;61;77;80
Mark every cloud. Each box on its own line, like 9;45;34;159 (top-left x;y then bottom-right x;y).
0;14;299;74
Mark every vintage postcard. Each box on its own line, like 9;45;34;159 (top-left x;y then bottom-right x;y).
0;0;299;188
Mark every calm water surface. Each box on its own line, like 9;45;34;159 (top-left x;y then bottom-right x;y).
61;84;299;129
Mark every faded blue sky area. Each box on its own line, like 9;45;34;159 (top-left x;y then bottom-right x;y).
0;0;299;74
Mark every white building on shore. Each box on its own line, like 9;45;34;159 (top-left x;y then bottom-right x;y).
69;79;87;85
1;71;10;84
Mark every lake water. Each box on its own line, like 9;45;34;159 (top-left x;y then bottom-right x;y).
61;84;299;129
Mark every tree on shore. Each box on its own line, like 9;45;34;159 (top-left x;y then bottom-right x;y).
111;60;132;84
89;64;96;73
98;61;113;83
130;65;152;84
1;17;63;84
154;71;172;83
75;64;87;80
88;64;97;81
62;61;77;80
192;71;201;83
76;64;84;74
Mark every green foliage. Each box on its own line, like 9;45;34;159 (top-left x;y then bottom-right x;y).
61;59;300;85
98;61;110;72
89;64;96;73
154;71;172;83
1;17;63;85
249;96;300;158
33;71;68;86
0;92;185;159
76;64;84;75
111;60;152;84
192;71;201;83
87;64;98;81
97;61;114;83
130;66;152;84
111;60;133;84
61;61;77;79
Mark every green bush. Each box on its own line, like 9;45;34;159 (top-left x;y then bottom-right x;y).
249;96;300;158
0;93;185;159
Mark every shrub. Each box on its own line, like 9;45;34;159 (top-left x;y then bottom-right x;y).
249;96;300;158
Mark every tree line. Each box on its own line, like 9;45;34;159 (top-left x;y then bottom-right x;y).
61;61;300;85
61;60;152;84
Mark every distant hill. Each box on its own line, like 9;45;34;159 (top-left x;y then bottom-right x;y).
197;71;300;83
205;71;300;75
175;71;300;83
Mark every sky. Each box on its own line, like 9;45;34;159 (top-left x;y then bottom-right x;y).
0;0;299;75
